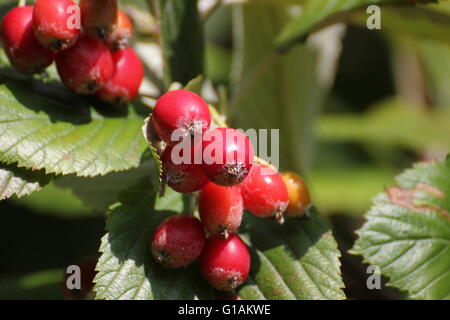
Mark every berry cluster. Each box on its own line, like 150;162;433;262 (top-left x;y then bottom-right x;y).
149;89;312;292
0;0;143;105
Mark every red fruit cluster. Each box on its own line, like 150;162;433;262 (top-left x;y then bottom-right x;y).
151;214;250;292
0;0;143;105
149;90;313;292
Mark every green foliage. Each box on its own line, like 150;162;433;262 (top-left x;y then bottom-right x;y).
0;162;51;200
230;2;326;173
94;178;214;300
309;167;397;216
351;6;450;44
238;210;345;300
11;182;91;218
0;0;448;301
352;158;450;299
317;98;450;152
0;269;64;299
159;0;204;86
0;79;148;178
54;161;155;212
416;40;450;107
275;0;439;51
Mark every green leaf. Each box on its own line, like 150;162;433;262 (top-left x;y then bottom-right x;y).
351;6;450;44
416;39;450;107
142;118;164;191
159;0;204;86
205;43;232;84
11;181;92;218
94;179;213;300
352;158;450;299
54;161;155;213
184;75;204;95
238;209;345;300
230;3;331;173
275;0;436;51
0;79;148;177
94;179;344;300
317;97;450;152
309;167;397;217
0;269;64;299
0;162;51;200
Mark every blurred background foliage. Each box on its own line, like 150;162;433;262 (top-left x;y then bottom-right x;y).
0;0;449;299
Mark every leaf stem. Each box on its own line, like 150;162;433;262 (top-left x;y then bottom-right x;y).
201;0;222;23
189;193;198;216
140;93;160;101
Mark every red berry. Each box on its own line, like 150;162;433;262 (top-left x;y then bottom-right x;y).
200;234;250;291
241;164;289;224
151;214;206;268
202;128;254;186
33;0;80;50
152;89;211;145
55;34;113;94
199;183;243;239
161;144;208;193
96;47;144;104
80;0;118;39
0;6;55;74
107;10;133;51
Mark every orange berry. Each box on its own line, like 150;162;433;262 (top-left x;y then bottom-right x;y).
80;0;118;39
282;171;311;218
107;10;133;51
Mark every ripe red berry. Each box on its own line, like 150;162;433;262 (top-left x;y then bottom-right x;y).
107;10;133;51
199;183;243;239
80;0;118;39
152;89;211;145
241;164;289;224
200;234;250;291
56;34;113;94
96;47;144;104
0;6;55;74
202;128;254;186
161;144;208;193
33;0;80;50
282;171;311;218
151;214;206;268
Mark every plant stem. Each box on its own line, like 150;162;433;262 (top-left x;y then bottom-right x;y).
189;193;198;216
18;0;26;7
230;51;279;113
201;0;222;23
209;105;227;128
147;0;160;20
140;93;160;101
